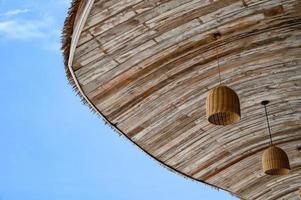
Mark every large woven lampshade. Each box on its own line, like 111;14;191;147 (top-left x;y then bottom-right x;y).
206;85;241;125
262;145;290;175
261;101;290;175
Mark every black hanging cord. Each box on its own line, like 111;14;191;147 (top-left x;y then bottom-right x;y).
217;47;222;85
213;32;222;85
263;103;273;145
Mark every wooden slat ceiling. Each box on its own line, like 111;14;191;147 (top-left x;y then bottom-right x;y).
65;0;301;199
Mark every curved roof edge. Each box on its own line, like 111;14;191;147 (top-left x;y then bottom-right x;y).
61;0;89;105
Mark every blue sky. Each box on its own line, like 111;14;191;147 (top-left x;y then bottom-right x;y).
0;1;237;199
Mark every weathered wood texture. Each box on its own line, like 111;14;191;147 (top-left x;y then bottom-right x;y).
65;0;301;199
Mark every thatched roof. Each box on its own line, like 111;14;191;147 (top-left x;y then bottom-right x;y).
62;0;301;199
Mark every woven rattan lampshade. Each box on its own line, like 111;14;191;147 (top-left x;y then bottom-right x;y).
206;85;241;125
262;145;290;175
299;186;301;199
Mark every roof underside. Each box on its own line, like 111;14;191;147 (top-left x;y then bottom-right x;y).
63;0;301;199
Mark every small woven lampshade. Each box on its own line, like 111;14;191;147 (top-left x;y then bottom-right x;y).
206;85;241;125
299;186;301;199
262;145;290;175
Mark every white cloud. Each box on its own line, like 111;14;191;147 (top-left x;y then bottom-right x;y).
2;8;30;16
0;20;46;40
0;3;67;52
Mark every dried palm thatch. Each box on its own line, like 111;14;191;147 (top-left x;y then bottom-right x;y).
206;85;241;125
61;0;91;107
262;145;290;175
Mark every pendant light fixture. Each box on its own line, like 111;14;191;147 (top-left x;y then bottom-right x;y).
206;35;241;125
261;100;290;175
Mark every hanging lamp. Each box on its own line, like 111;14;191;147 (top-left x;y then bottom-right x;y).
206;37;241;125
261;101;290;175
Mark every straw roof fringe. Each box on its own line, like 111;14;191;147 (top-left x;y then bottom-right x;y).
61;0;91;107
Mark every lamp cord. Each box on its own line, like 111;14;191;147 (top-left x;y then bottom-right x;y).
217;47;222;85
263;104;273;145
